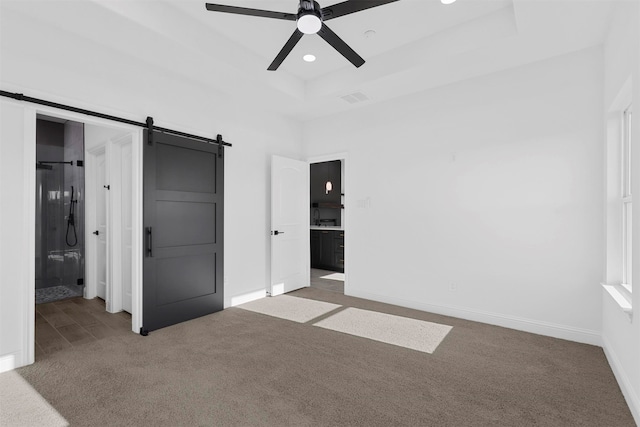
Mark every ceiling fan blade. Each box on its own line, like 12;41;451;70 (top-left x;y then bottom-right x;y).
268;29;304;71
205;3;296;21
321;0;400;21
317;24;365;68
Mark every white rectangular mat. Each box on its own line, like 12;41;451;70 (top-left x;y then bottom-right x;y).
314;307;452;354
319;272;345;281
0;370;69;427
238;295;341;323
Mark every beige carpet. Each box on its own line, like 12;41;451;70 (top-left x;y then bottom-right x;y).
241;294;452;353
12;287;635;426
238;294;341;323
0;370;68;426
314;307;452;354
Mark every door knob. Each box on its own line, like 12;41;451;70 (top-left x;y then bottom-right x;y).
273;230;285;235
93;230;99;236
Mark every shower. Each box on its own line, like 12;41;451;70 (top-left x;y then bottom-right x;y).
35;117;85;304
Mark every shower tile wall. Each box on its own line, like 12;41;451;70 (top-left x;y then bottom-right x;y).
35;119;85;291
36;120;65;289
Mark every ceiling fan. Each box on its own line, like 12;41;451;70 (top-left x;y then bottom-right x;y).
204;0;400;70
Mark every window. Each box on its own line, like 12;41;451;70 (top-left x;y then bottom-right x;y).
622;104;633;291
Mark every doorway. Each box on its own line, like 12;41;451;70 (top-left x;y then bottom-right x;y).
34;112;142;353
33;115;141;359
0;99;145;370
309;154;347;295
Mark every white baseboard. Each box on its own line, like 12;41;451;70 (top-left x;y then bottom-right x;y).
347;289;602;346
226;289;267;308
602;336;640;425
0;351;26;374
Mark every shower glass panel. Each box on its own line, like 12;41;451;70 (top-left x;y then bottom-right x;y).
35;118;85;304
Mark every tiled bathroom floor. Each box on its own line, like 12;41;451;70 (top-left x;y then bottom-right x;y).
35;297;131;359
35;285;83;305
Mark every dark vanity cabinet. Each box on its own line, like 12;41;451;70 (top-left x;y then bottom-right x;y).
311;230;344;273
311;231;321;267
334;231;345;271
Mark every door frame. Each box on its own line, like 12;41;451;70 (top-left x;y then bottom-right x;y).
307;153;349;294
111;134;136;314
23;104;143;365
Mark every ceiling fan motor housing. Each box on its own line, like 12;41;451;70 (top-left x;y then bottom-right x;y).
299;0;322;17
297;0;323;33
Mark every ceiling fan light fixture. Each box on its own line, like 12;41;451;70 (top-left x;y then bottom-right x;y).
297;13;322;34
297;0;322;34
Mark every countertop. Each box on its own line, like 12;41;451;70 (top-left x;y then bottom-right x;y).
310;226;344;231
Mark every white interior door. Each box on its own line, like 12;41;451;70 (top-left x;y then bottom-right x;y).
120;142;133;313
96;151;108;300
271;155;309;296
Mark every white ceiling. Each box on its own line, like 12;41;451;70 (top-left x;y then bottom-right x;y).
2;0;617;121
179;0;514;80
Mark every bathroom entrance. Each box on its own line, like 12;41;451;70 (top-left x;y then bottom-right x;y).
309;155;346;294
33;113;141;359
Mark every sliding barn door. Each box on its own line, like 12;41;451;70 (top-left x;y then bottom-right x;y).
142;131;223;332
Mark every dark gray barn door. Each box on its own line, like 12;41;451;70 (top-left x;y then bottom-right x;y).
143;130;223;332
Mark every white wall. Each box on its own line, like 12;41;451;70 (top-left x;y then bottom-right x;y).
304;48;604;345
0;101;35;371
0;3;303;370
602;1;640;424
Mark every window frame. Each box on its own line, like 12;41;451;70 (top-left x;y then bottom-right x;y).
621;104;633;290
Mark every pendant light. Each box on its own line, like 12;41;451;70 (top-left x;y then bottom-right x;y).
325;162;332;195
325;180;333;194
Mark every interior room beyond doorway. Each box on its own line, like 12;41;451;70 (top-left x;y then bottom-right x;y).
310;268;344;293
32;109;141;364
309;157;346;294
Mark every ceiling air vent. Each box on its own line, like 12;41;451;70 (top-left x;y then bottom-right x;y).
340;91;370;104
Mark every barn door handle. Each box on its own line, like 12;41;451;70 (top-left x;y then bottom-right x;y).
146;227;153;257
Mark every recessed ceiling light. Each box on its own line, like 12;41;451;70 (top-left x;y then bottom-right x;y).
303;54;316;63
364;30;376;39
441;0;457;4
